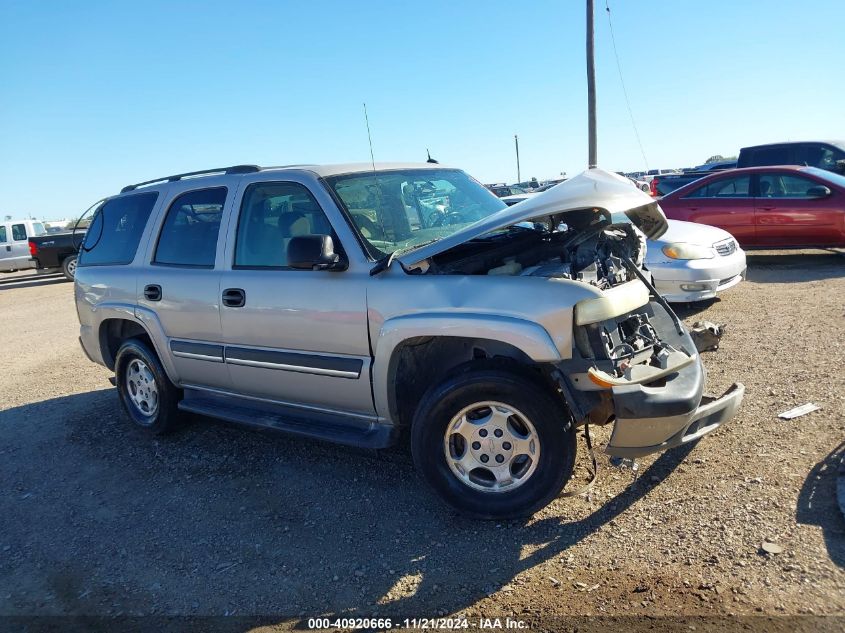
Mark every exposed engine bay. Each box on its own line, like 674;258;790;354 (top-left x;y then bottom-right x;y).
426;213;646;291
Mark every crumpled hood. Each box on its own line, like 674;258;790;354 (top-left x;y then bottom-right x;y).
400;168;668;265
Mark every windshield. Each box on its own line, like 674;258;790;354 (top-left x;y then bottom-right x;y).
325;168;507;258
805;166;845;188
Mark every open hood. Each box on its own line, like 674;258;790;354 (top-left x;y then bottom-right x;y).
399;168;668;265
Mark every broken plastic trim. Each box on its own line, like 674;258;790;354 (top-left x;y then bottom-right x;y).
622;255;684;336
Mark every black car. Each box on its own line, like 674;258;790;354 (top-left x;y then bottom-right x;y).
737;141;845;174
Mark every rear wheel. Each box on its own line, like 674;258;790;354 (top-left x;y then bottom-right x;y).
115;338;182;434
411;363;576;519
61;255;78;280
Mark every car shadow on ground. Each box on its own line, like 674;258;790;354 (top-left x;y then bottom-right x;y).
0;272;67;290
744;250;845;283
796;440;845;570
0;389;697;623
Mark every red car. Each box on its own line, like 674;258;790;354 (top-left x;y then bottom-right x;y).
658;166;845;248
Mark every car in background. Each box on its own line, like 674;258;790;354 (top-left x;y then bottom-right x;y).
642;168;681;183
0;219;46;273
693;160;737;172
644;220;746;303
737;141;845;175
658;166;845;248
29;230;86;280
487;184;530;198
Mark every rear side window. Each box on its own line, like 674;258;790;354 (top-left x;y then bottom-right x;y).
154;187;226;267
685;176;751;198
0;226;6;243
80;192;158;266
747;147;790;166
12;224;27;240
32;222;46;236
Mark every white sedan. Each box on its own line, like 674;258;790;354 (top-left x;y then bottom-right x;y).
645;219;746;303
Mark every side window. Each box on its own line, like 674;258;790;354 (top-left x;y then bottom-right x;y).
758;174;821;199
235;182;336;268
80;192;159;266
0;226;6;243
685;176;751;198
154;187;226;267
750;147;790;166
805;144;845;171
12;224;27;241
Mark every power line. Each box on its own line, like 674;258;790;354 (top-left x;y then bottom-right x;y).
605;1;649;171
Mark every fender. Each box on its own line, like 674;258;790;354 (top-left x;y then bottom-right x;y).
371;312;562;421
85;302;181;384
131;305;182;384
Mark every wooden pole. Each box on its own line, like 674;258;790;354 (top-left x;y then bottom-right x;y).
586;0;597;168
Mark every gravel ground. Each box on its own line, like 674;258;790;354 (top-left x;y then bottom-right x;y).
0;252;843;630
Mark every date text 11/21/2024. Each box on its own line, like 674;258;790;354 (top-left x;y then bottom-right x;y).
307;617;529;629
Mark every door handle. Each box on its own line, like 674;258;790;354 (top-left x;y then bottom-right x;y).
758;206;774;211
222;288;246;308
5;246;10;252
144;284;162;301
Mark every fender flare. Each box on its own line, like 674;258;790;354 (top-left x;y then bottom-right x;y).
93;303;181;384
372;313;562;421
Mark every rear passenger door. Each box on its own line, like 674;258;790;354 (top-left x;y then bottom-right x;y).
218;179;374;415
677;174;757;245
137;186;231;390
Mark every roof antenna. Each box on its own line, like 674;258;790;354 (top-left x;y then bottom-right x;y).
426;149;439;164
363;103;376;172
363;102;389;247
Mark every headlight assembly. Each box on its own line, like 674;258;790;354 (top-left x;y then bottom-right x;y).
661;243;715;260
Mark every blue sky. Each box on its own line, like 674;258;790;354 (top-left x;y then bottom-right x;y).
1;0;843;220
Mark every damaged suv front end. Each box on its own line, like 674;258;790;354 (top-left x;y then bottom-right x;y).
392;168;745;460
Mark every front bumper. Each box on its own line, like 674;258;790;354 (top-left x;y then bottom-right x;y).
648;248;747;303
603;301;744;456
606;382;744;457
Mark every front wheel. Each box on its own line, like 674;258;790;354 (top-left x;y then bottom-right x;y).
115;338;182;434
411;363;576;519
61;255;78;280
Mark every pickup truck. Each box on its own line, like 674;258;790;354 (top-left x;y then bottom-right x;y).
29;230;84;280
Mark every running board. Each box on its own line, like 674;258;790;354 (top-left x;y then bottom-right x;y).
177;389;397;449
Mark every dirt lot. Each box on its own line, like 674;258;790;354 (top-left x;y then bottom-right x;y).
1;253;844;631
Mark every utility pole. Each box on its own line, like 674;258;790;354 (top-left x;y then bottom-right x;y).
586;0;597;168
514;134;521;183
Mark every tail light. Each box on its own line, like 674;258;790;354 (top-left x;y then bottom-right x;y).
649;178;659;197
28;240;38;256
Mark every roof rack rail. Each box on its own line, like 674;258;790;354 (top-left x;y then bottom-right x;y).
120;165;261;193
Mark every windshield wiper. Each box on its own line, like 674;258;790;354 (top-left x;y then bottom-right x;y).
369;238;442;276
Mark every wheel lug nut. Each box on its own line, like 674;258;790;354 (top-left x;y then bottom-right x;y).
495;454;504;463
494;429;503;438
471;441;481;450
479;429;488;437
480;454;489;463
502;441;512;450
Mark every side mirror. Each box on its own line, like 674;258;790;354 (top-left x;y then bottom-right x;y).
806;185;831;199
288;235;347;271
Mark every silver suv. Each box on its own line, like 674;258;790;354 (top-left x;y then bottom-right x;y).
75;163;744;519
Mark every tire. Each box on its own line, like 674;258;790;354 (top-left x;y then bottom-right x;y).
61;255;78;281
114;338;182;435
411;362;576;519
